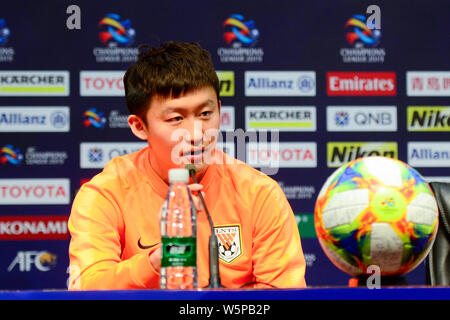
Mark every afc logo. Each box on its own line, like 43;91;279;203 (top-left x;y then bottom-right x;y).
7;251;57;272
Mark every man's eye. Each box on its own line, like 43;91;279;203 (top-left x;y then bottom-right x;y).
200;111;212;117
168;116;183;122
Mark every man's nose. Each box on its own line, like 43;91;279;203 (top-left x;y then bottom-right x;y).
185;119;204;146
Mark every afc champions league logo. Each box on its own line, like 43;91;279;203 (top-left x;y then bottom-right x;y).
345;14;381;48
340;5;385;63
222;14;259;48
83;108;106;128
218;14;264;63
0;18;14;62
0;144;23;165
0;18;10;45
98;13;135;47
93;13;138;63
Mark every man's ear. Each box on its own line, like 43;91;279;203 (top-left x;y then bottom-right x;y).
218;99;221;113
128;115;148;140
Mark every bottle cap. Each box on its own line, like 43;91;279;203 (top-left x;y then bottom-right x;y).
168;168;189;183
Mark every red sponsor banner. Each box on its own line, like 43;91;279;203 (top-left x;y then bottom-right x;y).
80;178;91;186
0;215;68;240
327;72;396;96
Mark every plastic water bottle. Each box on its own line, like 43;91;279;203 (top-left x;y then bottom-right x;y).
160;168;198;289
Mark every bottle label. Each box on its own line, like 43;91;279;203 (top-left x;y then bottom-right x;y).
161;236;196;267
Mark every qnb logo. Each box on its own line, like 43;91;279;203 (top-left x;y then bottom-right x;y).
0;18;10;45
88;148;103;162
83;108;106;128
223;14;259;47
80;142;146;168
0;144;23;165
335;111;350;126
98;13;135;47
7;251;57;272
327;106;397;132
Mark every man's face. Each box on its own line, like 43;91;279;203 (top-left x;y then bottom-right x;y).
138;86;221;182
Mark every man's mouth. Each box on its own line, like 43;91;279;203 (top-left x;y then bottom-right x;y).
181;148;204;157
179;147;208;164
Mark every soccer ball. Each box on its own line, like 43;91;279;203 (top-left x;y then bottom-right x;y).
314;156;439;276
218;241;238;258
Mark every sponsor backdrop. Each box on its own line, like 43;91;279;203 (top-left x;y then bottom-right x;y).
0;0;448;289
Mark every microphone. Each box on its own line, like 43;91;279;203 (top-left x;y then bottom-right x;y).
185;164;222;288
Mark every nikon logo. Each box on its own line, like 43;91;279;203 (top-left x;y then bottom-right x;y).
216;71;234;97
407;106;450;131
327;142;398;167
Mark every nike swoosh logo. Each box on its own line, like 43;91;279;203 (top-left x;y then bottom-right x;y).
137;238;160;249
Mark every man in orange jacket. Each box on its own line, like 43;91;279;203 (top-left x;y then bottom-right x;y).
68;41;306;290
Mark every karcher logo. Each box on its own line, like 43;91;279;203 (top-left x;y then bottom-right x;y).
245;106;316;131
0;75;65;85
407;106;450;131
0;71;69;96
216;71;234;97
327;142;398;167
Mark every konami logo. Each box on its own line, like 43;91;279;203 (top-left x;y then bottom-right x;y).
0;179;70;205
327;72;396;96
80;71;124;96
0;216;68;240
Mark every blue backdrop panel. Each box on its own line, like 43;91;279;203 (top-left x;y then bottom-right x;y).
0;0;448;289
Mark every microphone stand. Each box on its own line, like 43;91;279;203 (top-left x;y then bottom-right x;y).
186;164;223;288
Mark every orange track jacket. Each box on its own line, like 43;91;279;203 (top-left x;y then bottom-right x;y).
68;147;306;289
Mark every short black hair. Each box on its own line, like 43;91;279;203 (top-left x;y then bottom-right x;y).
123;41;220;123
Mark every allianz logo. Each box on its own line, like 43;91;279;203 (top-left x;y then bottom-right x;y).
245;71;316;96
407;142;450;166
0;107;69;132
